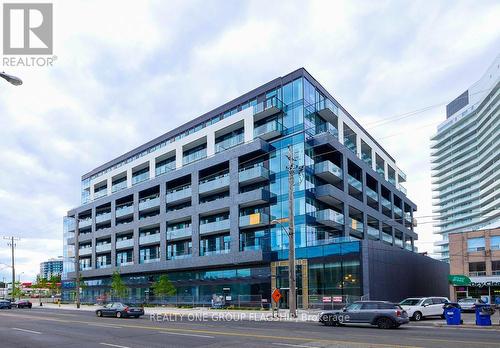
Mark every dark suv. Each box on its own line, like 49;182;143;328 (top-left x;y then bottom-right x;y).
319;301;409;329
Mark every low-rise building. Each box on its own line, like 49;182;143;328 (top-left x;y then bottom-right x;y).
449;228;500;303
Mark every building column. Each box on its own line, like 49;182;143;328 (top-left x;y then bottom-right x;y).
207;133;215;157
229;158;240;253
126;168;132;188
149;158;155;179
244;110;254;143
191;170;200;257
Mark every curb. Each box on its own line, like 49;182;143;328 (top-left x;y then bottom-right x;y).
433;323;500;330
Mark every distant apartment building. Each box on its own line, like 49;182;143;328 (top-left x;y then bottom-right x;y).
40;258;63;279
449;228;500;303
62;68;448;305
431;55;500;262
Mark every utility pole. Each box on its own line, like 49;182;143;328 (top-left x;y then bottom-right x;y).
74;216;81;309
4;236;20;298
286;145;297;319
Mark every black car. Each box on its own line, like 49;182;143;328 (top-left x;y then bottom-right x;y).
95;302;144;318
0;300;11;309
12;300;32;309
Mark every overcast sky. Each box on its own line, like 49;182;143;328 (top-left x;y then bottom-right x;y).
0;0;499;282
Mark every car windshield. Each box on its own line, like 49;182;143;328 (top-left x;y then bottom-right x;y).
400;299;421;306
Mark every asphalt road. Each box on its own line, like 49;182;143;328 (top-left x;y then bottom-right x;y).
0;307;499;348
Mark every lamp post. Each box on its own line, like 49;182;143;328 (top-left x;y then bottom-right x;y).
0;72;23;86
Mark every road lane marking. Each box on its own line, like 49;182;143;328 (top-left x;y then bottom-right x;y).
161;331;214;338
12;327;42;334
87;323;123;329
99;343;131;348
272;343;314;348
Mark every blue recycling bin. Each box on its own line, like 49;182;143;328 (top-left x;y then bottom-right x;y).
475;304;493;326
443;303;462;325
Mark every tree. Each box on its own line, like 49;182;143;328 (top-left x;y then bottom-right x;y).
152;274;176;297
11;281;23;300
110;271;127;299
48;274;61;297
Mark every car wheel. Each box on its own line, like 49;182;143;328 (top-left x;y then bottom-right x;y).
116;311;122;318
96;311;102;317
377;317;395;329
412;311;422;321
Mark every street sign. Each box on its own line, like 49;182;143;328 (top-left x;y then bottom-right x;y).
272;288;282;303
448;274;471;286
322;296;332;303
332;296;343;303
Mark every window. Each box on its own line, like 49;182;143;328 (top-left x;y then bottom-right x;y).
422;299;433;306
490;236;500;251
467;237;485;252
432;298;447;305
346;303;362;311
361;303;378;310
492;261;500;275
469;262;486;276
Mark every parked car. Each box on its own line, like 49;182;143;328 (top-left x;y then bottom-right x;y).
0;300;11;309
399;297;449;321
458;298;484;312
12;300;32;309
95;302;144;318
319;301;409;329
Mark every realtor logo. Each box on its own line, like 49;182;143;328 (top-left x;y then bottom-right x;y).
3;3;53;55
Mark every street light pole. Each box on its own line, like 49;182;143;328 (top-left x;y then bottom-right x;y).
286;145;297;319
3;236;20;299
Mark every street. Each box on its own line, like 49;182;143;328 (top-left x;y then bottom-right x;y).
0;307;498;348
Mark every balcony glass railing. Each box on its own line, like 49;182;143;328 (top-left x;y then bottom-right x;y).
315;122;338;138
95;212;111;224
139;196;160;211
116;261;134;267
96;263;111;269
166;226;192;240
94;189;107;199
139;233;161;245
215;133;244;153
112;180;127;193
183;148;207;165
254;120;283;138
79;247;92;256
239;213;269;228
253;96;284;116
239;164;269;183
116;239;134;249
201;249;230;257
132;171;149;185
166;185;191;203
382;232;393;244
315;209;344;225
366;187;378;201
79;218;92;228
116;204;133;217
140;257;160;264
199;173;230;194
367;226;379;238
315;161;342;181
156;161;175;176
381;197;391;210
199;219;230;235
348;218;364;234
80;265;92;271
348;175;362;191
168;254;192;260
95;243;111;253
317;98;339;116
394;206;403;218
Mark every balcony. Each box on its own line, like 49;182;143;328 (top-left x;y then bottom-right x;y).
316;99;338;125
314;161;342;184
215;134;244;153
238;188;272;207
132;171;149;186
367;226;379;238
394;206;403;219
253;96;284;120
183;148;207;166
80;265;92;271
199;219;230;235
381;197;392;210
139;196;160;211
199;174;230;195
348;218;364;235
239;213;269;229
116;204;133;218
95;243;111;253
140;257;160;264
254;120;283;140
79;247;92;256
201;249;230;257
139;233;161;245
156;161;175;177
348;175;362;192
95;212;111;224
116;238;134;249
166;185;192;204
112;181;127;193
366;187;378;202
96;263;111;269
116;261;134;267
239;165;269;185
94;189;107;200
314;209;344;227
79;218;92;229
166;226;192;241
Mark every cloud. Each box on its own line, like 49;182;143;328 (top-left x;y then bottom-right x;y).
0;0;499;280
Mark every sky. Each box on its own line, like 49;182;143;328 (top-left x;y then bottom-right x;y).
0;0;499;282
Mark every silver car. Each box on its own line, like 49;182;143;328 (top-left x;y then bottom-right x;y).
319;301;409;329
458;298;484;312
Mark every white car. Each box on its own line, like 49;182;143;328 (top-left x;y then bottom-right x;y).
399;297;450;321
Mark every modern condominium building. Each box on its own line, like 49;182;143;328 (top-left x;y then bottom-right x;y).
40;258;63;280
431;55;500;262
63;68;448;305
